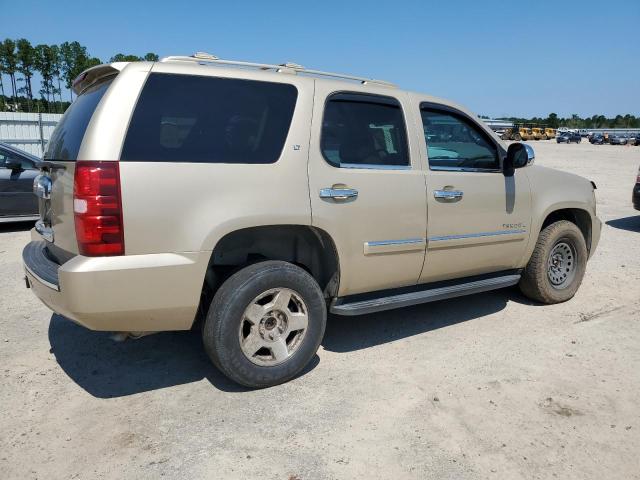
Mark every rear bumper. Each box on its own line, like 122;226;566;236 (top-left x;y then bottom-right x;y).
23;237;209;332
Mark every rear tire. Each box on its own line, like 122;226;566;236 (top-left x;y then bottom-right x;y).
519;220;588;304
203;261;326;388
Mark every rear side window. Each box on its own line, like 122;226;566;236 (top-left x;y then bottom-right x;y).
121;74;298;164
321;93;409;168
44;77;114;161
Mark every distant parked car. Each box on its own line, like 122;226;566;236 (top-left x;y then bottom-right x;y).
578;129;589;137
557;132;581;143
623;134;638;145
0;143;41;223
610;135;628;145
634;165;640;210
589;134;605;145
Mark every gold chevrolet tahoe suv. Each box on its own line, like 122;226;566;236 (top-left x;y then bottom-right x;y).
23;53;601;388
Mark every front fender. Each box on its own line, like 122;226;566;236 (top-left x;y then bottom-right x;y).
520;165;597;265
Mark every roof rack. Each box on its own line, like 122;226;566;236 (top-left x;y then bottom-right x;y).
160;52;396;88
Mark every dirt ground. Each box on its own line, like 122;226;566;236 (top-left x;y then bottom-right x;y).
1;140;639;480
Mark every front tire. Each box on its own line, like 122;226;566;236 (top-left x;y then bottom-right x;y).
203;261;327;388
519;220;588;304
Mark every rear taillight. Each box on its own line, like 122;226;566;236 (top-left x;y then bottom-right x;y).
73;161;124;256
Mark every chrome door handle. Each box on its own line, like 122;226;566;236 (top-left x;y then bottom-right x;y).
319;187;358;200
434;190;463;200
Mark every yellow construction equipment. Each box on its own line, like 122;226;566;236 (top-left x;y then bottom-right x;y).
501;124;555;141
519;127;534;141
500;124;535;141
531;127;547;140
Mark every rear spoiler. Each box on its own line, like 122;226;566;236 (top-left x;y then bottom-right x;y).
72;63;128;95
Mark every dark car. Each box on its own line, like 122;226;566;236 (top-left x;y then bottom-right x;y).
0;143;41;222
557;132;581;143
634;166;640;210
610;134;628;145
589;134;605;145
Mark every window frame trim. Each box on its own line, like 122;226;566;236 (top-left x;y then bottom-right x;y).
420;101;506;173
320;91;413;171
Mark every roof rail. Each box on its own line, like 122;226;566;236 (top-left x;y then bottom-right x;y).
160;52;396;88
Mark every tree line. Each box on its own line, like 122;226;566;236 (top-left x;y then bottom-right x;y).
2;38;637;125
487;113;640;129
0;38;158;113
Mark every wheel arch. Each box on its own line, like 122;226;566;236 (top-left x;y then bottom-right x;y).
195;225;341;325
518;205;593;271
539;207;592;253
522;203;592;267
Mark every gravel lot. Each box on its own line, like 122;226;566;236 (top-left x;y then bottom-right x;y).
1;141;639;480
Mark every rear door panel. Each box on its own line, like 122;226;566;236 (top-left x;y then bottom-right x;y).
308;83;427;297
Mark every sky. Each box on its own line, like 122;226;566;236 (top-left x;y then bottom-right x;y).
2;0;638;118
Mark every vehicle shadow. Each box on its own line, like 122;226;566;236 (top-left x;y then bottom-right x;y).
322;287;532;353
0;220;36;233
49;287;531;397
606;215;640;233
48;314;319;398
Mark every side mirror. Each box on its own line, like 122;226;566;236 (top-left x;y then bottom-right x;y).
503;143;534;177
5;159;23;171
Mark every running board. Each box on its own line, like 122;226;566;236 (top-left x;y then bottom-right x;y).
330;274;521;316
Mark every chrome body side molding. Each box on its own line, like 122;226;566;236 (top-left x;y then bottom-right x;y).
0;215;39;224
364;238;426;255
427;229;528;249
428;229;527;242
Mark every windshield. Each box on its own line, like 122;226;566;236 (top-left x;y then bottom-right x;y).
44;77;114;161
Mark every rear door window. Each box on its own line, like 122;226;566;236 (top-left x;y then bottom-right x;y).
320;93;409;168
44;77;114;161
120;73;298;164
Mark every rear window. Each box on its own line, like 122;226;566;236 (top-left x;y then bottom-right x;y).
120;73;298;164
44;77;113;161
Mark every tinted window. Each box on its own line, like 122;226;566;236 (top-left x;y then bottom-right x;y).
321;93;409;168
44;77;114;161
421;108;499;170
121;74;297;164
